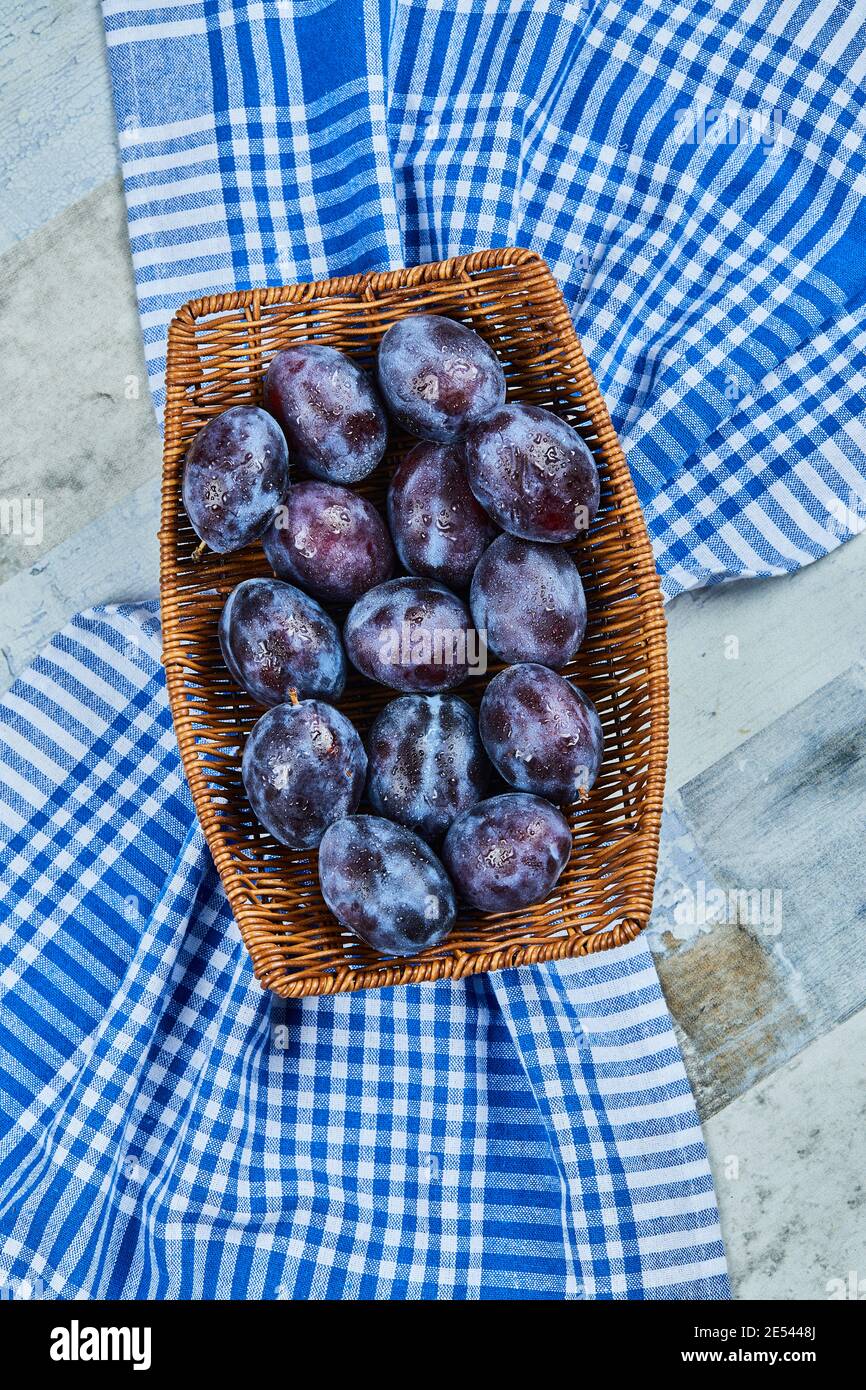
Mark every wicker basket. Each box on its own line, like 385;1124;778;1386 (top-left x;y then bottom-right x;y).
161;247;668;998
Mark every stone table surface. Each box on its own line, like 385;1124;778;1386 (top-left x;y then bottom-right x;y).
1;0;864;1302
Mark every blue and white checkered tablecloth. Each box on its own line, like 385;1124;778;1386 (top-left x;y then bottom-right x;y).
3;0;864;1299
0;606;727;1299
103;0;866;598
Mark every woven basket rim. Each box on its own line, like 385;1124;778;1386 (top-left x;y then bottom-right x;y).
160;247;669;997
168;247;546;327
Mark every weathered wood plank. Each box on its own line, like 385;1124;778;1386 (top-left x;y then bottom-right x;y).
654;663;866;1118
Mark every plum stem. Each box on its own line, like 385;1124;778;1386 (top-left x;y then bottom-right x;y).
288;687;300;705
191;539;208;562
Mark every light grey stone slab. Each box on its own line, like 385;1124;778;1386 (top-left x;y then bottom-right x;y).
655;662;866;1118
0;0;118;251
665;530;866;792
0;476;160;690
706;1004;866;1301
0;176;162;583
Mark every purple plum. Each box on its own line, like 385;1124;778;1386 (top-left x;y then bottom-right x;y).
442;792;572;913
264;343;387;483
242;698;366;849
182;405;289;552
262;481;394;603
377;314;506;442
318;815;456;955
464;403;600;542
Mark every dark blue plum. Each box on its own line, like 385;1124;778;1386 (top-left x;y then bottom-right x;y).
318;815;456;956
465;403;600;542
262;481;394;603
219;577;346;706
366;694;490;843
479;663;603;803
264;343;387;483
470;534;587;667
387;440;497;589
182;405;289;552
377;314;506;443
242;698;366;849
442;793;572;913
343;577;477;693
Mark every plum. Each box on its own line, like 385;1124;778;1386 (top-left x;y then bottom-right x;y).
343;577;479;693
264;343;387;483
262;481;394;603
479;662;603;803
366;694;490;843
464;403;600;542
387;440;497;589
470;534;587;667
219;577;346;705
182;405;289;552
377;314;506;443
442;792;572;913
242;698;366;849
318;815;456;955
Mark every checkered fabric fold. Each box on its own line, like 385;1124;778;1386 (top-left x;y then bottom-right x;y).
0;608;728;1298
103;0;866;597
